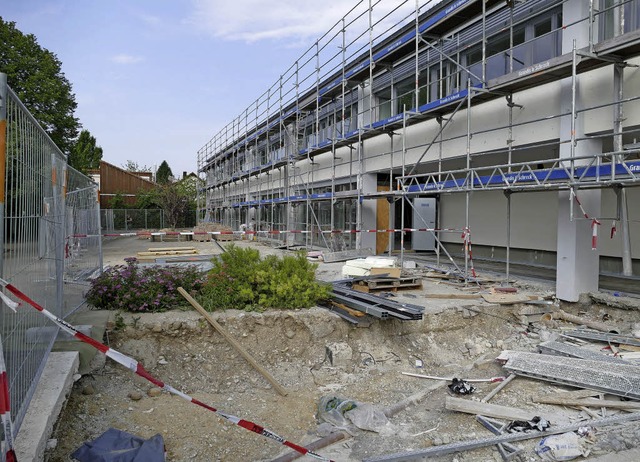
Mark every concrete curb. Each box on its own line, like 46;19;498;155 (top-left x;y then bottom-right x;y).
14;351;79;462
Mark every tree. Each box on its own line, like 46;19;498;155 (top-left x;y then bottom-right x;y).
156;160;173;184
154;182;189;229
68;129;103;174
0;18;80;153
122;160;151;172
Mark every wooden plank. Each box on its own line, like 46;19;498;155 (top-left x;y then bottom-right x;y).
482;294;541;305
533;389;601;401
445;396;558;422
137;250;197;256
424;293;483;300
148;246;196;252
532;396;640;410
178;288;288;397
376;185;390;255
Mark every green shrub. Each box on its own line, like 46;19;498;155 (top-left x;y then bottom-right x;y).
86;258;205;312
200;244;330;311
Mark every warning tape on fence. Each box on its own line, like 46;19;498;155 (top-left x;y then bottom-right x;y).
72;227;467;239
0;334;18;462
0;278;333;462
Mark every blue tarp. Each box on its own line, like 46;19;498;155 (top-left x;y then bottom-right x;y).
71;428;165;462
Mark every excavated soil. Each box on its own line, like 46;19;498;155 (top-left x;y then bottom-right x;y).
45;239;640;462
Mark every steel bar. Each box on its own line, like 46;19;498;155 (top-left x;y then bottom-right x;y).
332;284;424;316
563;330;640;348
538;340;631;364
475;415;522;461
329;292;390;319
363;412;640;461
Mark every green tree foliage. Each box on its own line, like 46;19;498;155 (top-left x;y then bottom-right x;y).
156;160;173;184
0;18;79;153
68;129;103;173
109;192;126;209
154;182;190;228
122;160;151;172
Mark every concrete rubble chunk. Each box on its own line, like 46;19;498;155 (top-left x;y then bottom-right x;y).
325;342;353;367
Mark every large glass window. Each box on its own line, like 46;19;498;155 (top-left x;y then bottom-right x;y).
376;87;392;120
485;26;525;80
417;68;429;106
395;77;415;114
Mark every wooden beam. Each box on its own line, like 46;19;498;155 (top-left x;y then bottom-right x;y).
178;287;288;397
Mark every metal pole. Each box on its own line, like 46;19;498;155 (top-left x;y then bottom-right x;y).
401;107;407;266
613;62;632;276
465;78;472;280
95;187;103;272
505;190;511;285
389;133;394;256
569;40;577;221
0;73;7;278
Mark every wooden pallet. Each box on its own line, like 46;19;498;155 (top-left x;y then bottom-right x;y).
352;276;422;293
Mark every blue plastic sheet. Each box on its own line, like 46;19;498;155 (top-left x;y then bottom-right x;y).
71;428;165;462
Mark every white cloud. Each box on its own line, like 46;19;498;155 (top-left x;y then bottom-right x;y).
111;54;144;64
188;0;421;44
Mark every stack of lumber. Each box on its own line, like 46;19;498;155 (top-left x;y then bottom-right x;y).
136;247;199;261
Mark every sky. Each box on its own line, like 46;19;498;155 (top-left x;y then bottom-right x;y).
1;0;422;178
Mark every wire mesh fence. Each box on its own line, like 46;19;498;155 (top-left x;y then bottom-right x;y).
0;74;101;437
100;208;198;232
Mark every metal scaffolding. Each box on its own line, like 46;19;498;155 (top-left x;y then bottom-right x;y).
197;0;640;279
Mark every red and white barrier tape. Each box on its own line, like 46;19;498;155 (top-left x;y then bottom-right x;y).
0;336;17;462
0;278;332;462
572;191;602;250
461;228;477;279
74;227;466;239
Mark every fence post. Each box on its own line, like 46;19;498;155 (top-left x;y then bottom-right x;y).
0;73;7;278
53;154;66;317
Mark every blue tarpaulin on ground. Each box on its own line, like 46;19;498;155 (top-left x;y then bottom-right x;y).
71;428;165;462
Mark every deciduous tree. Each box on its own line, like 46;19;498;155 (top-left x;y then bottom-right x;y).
68;129;103;173
0;18;80;153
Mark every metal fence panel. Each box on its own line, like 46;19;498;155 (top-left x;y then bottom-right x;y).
0;74;101;437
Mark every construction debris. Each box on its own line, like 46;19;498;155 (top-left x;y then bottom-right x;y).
447;378;476;395
351;276;422;293
330;283;424;321
545;310;619;333
135;246;199;261
498;351;640;400
481;293;548;305
538;340;632;364
475;415;523;461
444;396;563;423
341;256;398;278
563;329;640;348
362;412;640;462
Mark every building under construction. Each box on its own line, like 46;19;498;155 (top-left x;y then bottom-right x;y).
197;0;640;301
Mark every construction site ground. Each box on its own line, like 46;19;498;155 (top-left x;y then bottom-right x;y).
46;236;640;462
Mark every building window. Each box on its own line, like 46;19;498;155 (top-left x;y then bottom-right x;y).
395;77;416;114
376;87;392;120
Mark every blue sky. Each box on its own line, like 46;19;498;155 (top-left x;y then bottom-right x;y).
2;0;420;177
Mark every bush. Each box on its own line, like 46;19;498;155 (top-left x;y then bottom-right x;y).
200;244;330;311
86;258;205;312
